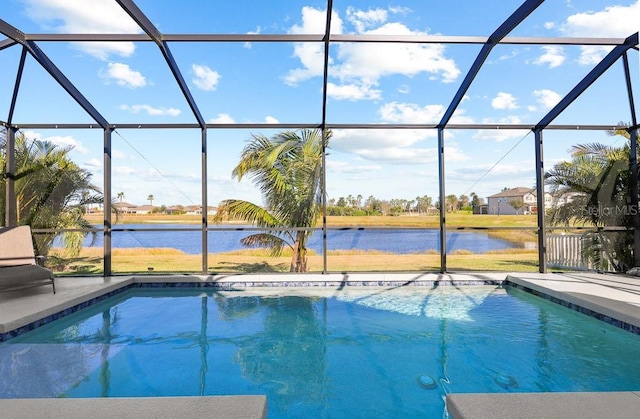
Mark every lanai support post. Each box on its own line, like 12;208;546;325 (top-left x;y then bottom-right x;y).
630;127;640;267
4;127;17;227
438;128;447;273
103;128;113;276
201;128;208;273
319;0;333;275
622;52;640;267
534;128;547;273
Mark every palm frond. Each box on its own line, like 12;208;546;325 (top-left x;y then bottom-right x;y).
240;233;289;256
216;199;282;228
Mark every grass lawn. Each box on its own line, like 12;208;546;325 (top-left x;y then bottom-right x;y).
49;247;540;275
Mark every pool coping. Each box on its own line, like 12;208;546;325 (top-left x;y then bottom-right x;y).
446;391;640;419
0;396;267;419
506;273;640;333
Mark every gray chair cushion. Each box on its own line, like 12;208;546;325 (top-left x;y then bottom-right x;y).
0;265;54;290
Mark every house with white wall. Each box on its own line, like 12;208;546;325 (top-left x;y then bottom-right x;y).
486;187;553;215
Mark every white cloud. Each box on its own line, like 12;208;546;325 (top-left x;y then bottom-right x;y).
443;145;471;162
113;149;128;159
544;22;555;30
533;89;562;110
562;4;638;37
472;116;529;142
142;169;199;183
23;0;141;60
329;128;472;165
120;104;181;117
47;135;90;154
575;46;613;66
533;46;565;68
450;162;534;187
24;131;90;154
327;160;382;174
284;7;342;85
289;6;343;34
333;23;460;84
101;63;146;88
83;158;102;169
378;101;473;124
332;128;426;152
357;147;439;163
491;92;519;110
560;3;639;65
208;114;278;124
114;166;136;175
346;7;388;33
285;7;459;88
192;64;221;91
209;113;235;124
244;26;261;49
378;102;444;124
327;81;382;101
498;50;519;61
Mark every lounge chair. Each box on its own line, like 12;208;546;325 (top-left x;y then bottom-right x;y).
0;226;55;294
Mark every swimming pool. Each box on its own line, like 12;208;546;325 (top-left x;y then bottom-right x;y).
2;285;640;418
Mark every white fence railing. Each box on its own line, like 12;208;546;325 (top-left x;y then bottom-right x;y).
546;234;592;271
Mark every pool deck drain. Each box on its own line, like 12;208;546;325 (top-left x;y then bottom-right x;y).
2;271;640;418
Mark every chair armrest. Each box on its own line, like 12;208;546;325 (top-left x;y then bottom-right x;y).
35;255;47;267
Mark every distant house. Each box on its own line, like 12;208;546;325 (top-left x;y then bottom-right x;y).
165;206;181;214
473;204;489;215
185;205;202;215
112;202;155;214
113;201;137;214
132;205;154;215
184;205;217;215
552;190;583;206
486;187;553;215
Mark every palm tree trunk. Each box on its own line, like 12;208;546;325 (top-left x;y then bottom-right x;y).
290;230;308;272
290;238;299;272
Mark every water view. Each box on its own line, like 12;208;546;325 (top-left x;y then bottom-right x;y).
69;224;517;254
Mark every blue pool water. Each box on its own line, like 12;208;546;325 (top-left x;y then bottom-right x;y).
2;285;640;418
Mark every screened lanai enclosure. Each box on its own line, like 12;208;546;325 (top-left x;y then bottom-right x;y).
1;0;638;276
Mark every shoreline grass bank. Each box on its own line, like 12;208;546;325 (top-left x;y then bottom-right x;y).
49;247;540;275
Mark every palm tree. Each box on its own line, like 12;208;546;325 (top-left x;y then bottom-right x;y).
215;129;329;272
147;194;154;206
445;194;458;213
117;192;124;202
0;132;102;256
546;127;636;271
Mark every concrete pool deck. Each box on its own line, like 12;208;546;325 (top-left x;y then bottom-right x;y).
1;271;640;418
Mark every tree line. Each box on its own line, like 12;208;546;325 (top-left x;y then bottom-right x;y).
326;193;485;216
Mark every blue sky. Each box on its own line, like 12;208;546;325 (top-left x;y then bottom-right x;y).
0;0;638;208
